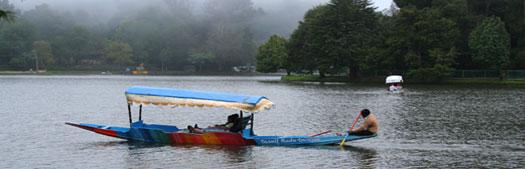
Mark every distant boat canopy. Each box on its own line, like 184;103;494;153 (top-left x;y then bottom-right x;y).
386;75;403;84
125;86;273;112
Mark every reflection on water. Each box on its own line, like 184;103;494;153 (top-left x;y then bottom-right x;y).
343;146;378;169
0;75;524;168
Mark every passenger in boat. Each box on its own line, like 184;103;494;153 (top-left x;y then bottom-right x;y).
228;116;243;133
187;124;204;134
348;109;378;136
389;84;396;91
210;114;239;130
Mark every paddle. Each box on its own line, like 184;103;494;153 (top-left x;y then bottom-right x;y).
309;130;332;137
339;112;361;146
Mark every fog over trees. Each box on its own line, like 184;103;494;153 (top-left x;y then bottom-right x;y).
11;0;522;82
5;0;379;72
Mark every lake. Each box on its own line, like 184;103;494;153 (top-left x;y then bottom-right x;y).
0;75;523;168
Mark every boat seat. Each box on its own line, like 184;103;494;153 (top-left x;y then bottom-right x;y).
226;115;252;133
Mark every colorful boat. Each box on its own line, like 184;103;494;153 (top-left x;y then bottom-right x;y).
67;86;376;146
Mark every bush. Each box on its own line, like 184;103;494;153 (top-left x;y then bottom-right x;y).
407;64;454;83
9;52;34;70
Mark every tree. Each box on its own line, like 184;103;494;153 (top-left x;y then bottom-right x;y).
468;16;510;79
286;0;381;78
286;5;328;75
103;40;134;66
466;0;525;68
33;41;54;69
203;0;259;71
287;21;315;74
188;51;215;72
384;4;460;82
326;0;381;78
0;22;35;68
256;35;288;73
0;0;15;22
9;51;33;70
430;0;477;69
22;4;74;40
406;48;457;82
158;48;172;72
49;26;104;67
0;9;14;21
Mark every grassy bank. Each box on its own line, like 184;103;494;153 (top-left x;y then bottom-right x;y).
281;75;384;83
282;75;525;86
281;75;347;82
445;78;525;85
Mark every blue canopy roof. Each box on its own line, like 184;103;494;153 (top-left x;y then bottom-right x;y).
125;86;273;112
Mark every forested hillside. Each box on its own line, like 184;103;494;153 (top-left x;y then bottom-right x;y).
257;0;524;81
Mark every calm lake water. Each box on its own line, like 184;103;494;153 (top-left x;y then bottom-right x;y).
0;75;524;168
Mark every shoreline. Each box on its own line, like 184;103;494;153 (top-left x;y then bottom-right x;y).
0;70;285;76
2;70;524;86
281;75;525;86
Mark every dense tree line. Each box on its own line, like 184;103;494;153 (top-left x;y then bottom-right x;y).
257;0;525;81
0;0;265;72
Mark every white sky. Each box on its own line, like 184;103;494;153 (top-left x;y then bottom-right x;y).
12;0;394;11
372;0;393;10
253;0;393;11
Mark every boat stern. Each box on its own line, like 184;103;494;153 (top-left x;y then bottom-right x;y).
65;122;130;140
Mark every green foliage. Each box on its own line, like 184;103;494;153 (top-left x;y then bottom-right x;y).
382;2;460;82
0;0;15;22
0;0;524;79
0;0;261;71
103;40;134;66
287;0;380;77
467;0;525;69
9;52;33;70
281;75;350;82
406;48;457;82
326;0;381;77
188;51;215;72
48;26;104;67
202;0;259;71
284;0;508;82
286;5;329;74
432;48;457;66
256;35;288;73
0;21;35;68
406;64;454;82
22;4;73;39
469;17;510;69
0;9;14;21
33;41;54;68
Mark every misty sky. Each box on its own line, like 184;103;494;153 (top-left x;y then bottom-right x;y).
6;0;394;39
12;0;394;11
254;0;392;10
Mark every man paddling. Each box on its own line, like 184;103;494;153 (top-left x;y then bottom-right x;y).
348;109;378;136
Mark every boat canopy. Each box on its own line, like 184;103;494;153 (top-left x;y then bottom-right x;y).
125;86;273;112
386;75;403;84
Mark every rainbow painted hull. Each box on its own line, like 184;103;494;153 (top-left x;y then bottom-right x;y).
66;121;255;146
66;121;376;146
